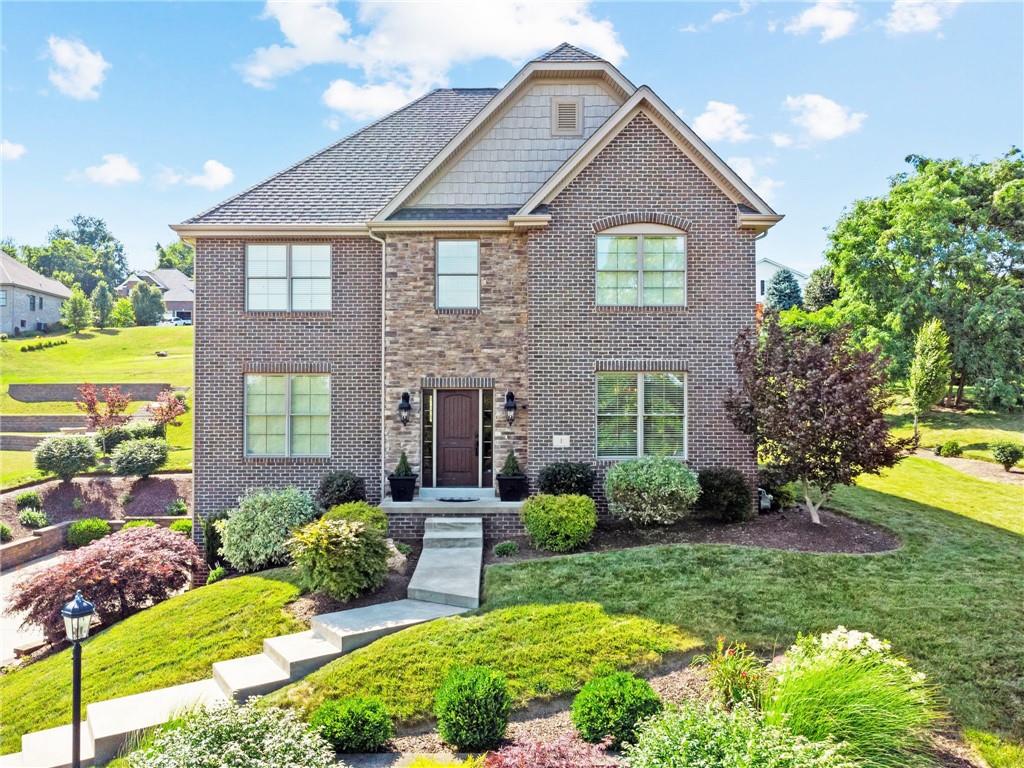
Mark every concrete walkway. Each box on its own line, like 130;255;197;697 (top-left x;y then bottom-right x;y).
915;450;1024;486
0;552;66;666
3;517;483;768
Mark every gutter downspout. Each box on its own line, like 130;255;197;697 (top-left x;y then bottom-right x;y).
368;227;387;502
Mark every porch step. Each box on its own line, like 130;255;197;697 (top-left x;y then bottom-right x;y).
407;546;482;609
263;630;342;679
19;725;95;768
212;654;290;703
423;517;483;548
312;599;465;652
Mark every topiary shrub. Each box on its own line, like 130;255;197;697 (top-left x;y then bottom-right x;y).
991;441;1024;471
18;508;49;529
34;435;96;482
169;519;193;537
315;470;366;509
571;671;662;747
218;487;317;573
934;439;963;457
434;666;512;751
537;461;596;497
484;735;613;767
520;494;596;553
288;518;389;601
15;490;42;510
9;526;201;641
695;468;754;523
121;519;157;530
0;523;12;543
604;456;701;526
206;565;227;585
323;500;388;535
492;540;519;558
110;437;169;478
67;517;111;548
310;696;394;753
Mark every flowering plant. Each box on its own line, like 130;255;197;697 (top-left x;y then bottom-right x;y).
693;636;769;709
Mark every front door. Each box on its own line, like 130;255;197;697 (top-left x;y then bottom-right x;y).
436;390;479;486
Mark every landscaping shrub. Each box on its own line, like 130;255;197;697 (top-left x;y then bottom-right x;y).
201;509;228;568
205;565;227;585
520;494;596;553
604;456;700;525
934;439;963;457
67;517;111;548
288;517;389;601
218;487;317;573
315;470;366;509
127;702;334;768
571;671;662;747
9;527;201;642
0;523;11;543
763;627;943;768
484;734;614;767
537;461;596;497
434;666;512;751
18;508;49;529
110;437;169;478
696;467;754;523
991;441;1024;471
323;500;388;535
493;540;519;557
757;463;796;511
692;637;768;709
19;338;68;352
625;702;855;768
165;498;188;516
96;421;166;454
169;519;193;537
121;519;157;530
34;435;96;482
15;490;42;510
310;696;394;752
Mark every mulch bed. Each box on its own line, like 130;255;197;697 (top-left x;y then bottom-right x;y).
483;507;900;566
0;474;192;540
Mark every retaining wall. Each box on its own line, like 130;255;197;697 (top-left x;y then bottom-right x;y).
8;383;172;402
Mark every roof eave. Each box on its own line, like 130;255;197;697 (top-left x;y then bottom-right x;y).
739;213;785;233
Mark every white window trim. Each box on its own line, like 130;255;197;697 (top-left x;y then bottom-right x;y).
551;96;583;137
243;373;331;458
595;230;688;308
435;239;481;310
245;244;332;313
596;372;688;460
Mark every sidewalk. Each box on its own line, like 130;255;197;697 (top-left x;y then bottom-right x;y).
0;551;65;665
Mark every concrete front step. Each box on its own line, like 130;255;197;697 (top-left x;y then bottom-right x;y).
263;630;342;679
407;545;482;609
423;517;483;549
213;653;291;703
19;724;96;768
312;599;466;653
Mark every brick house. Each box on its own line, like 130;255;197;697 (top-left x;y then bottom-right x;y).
172;44;782;534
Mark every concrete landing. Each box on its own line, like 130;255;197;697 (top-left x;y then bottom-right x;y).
312;599;465;652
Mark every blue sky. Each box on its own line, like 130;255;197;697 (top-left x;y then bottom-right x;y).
2;1;1021;274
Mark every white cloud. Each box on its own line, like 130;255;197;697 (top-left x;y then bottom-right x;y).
322;79;421;121
83;154;141;185
1;139;27;161
884;0;963;35
711;0;754;25
46;36;110;100
771;132;794;148
784;93;866;141
241;0;626;120
784;0;858;42
158;160;235;190
692;101;753;143
728;156;783;202
680;23;700;33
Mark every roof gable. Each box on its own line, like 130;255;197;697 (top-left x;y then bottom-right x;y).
0;253;73;298
535;43;604;62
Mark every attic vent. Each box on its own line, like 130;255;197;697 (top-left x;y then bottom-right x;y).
551;97;582;136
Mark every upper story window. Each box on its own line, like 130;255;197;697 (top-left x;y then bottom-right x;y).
436;240;479;310
38;296;43;309
597;372;687;459
29;295;36;311
244;374;330;457
551;97;582;136
596;230;687;307
246;244;331;312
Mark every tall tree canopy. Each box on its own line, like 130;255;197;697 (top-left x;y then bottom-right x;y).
825;149;1024;406
17;216;129;294
907;319;952;440
131;282;165;326
765;269;803;310
803;266;840;311
90;281;115;329
155;240;195;277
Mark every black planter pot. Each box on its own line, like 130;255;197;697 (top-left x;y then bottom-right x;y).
497;473;529;502
388;474;418;502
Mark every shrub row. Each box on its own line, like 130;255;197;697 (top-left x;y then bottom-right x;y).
96;420;166;454
20;338;68;352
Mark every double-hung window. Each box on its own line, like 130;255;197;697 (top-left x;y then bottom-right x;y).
596;234;686;307
436;240;479;309
244;374;330;457
597;372;687;458
246;244;331;311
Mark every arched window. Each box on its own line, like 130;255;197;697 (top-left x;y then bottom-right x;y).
595;222;687;307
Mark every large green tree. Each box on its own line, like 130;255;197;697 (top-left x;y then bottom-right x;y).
803;266;840;311
155;241;195;277
131;282;165;326
60;286;92;334
765;269;803;310
48;215;128;283
907;319;952;440
17;216;129;295
90;281;115;329
825;149;1024;406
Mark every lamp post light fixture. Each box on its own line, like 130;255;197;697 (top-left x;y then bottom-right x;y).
61;590;95;768
398;392;412;425
503;391;518;425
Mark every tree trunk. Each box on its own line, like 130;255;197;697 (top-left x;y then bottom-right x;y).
802;479;826;525
912;412;919;443
955;372;966;407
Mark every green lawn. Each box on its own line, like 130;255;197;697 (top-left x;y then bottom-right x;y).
887;394;1024;464
0;569;303;755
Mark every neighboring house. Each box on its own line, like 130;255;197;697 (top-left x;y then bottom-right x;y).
116;268;195;320
756;258;808;304
172;43;783;527
0;252;72;335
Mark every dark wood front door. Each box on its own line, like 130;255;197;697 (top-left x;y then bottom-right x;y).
436;390;479;486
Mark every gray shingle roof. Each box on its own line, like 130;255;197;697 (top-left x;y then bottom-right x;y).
534;43;604;62
0;252;72;298
184;88;499;225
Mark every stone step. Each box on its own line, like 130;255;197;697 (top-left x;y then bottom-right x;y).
85;678;224;765
312;599;466;653
423;530;483;549
407;546;482;609
424;517;483;533
19;724;95;768
0;752;23;767
263;631;342;678
212;654;290;703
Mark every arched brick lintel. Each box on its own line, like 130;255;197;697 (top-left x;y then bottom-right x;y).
591;211;692;233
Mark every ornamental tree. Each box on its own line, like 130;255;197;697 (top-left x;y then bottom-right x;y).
765;269;803;311
77;383;132;453
110;297;136;327
907;319;952;440
147;388;187;428
90;280;115;329
726;313;910;524
8;527;201;642
803;266;840;311
131;281;165;326
60;286;92;334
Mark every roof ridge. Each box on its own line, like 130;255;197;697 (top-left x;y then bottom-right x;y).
183;88;460;225
535;42;603;62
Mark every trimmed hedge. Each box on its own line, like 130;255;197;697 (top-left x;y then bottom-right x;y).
604;456;700;526
96;421;166;454
315;471;366;509
34;436;96;482
218;487;317;573
520;494;596;553
696;468;754;523
537;461;596;497
67;518;112;548
571;671;662;747
991;441;1024;471
323;501;388;536
288;518;389;601
310;696;394;753
15;490;42;510
434;666;512;751
169;519;193;537
110;438;169;479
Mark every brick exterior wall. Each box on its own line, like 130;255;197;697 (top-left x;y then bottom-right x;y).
385;509;525;540
192;237;382;531
382;233;529;493
526;112;758;500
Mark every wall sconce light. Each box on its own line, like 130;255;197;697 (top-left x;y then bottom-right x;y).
503;391;518;425
398;392;412;425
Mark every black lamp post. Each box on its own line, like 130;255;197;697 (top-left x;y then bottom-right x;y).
61;590;95;768
503;391;518;425
398;392;412;425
